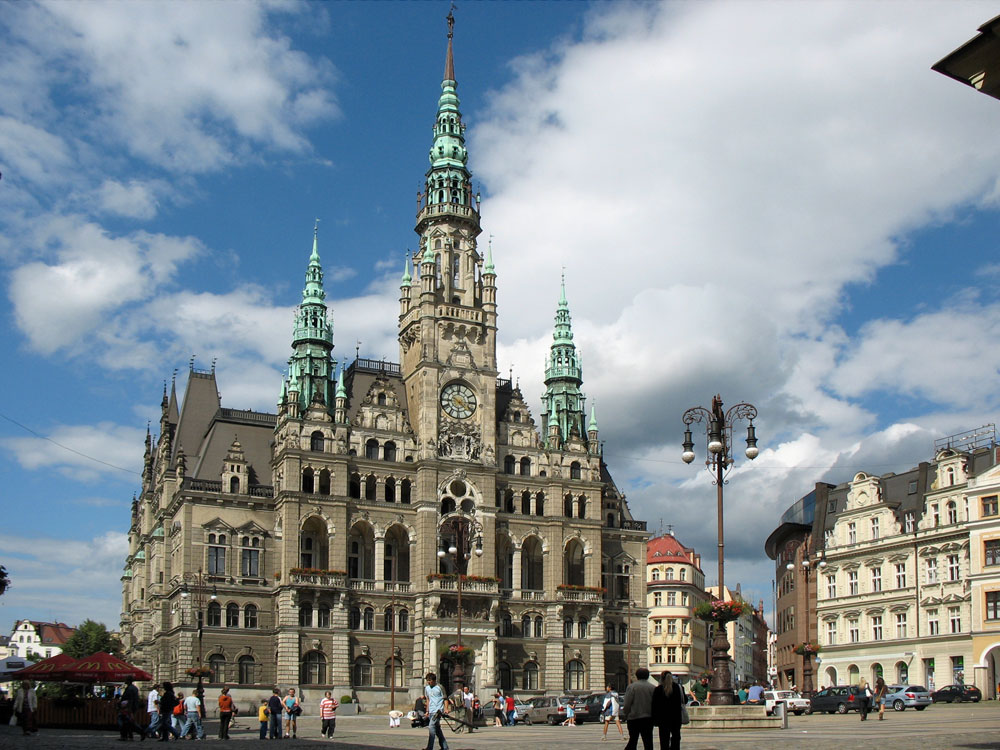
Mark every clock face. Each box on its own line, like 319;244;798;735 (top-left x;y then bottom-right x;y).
441;383;477;419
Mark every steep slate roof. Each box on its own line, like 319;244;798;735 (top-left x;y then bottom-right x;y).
173;371;222;468
191;409;276;485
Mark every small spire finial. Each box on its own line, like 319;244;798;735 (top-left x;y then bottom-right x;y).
356;340;361;361
444;5;456;81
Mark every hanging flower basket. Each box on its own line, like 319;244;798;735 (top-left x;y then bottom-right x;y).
443;644;475;662
793;642;822;656
186;666;212;678
694;599;747;623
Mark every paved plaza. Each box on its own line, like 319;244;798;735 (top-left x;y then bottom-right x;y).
0;702;998;750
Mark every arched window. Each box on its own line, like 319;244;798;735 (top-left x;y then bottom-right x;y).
578;618;588;639
606;623;616;644
310;431;324;451
520;457;531;476
299;603;313;628
226;603;240;628
244;604;258;629
353;656;372;687
564;618;574;638
363;606;374;630
523;661;539;690
399;608;409;632
521;615;531;637
349;473;361;499
564;539;585;587
651;569;660;581
619;623;628;644
825;666;838;686
498;661;513;691
504;456;516;474
365;439;379;460
534;616;544;638
535;492;545;516
317;604;330;628
504;489;515;513
377;393;387;406
577;495;587;519
521;491;532;515
564;495;574;518
302;467;314;493
385;657;403;688
301;651;326;685
230;476;240;494
521;537;544;591
441;497;456;514
385;477;396;503
208;654;225;683
384;606;395;632
679;568;687;582
401;479;411;504
848;664;859;684
207;601;222;627
384;442;397;462
238;655;255;685
365;475;377;501
607;513;616;528
665;567;674;580
349;607;361;630
947;502;958;524
570;462;581;480
564;659;586;691
895;661;908;683
500;613;513;637
318;469;331;495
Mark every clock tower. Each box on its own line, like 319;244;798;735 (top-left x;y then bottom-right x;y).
399;10;498;465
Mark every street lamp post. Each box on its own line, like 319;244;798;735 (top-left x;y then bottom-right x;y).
786;555;825;696
438;514;484;692
180;569;217;710
681;394;759;706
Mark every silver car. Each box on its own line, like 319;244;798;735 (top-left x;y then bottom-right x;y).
884;684;932;711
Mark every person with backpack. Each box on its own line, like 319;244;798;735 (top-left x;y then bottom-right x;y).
602;684;624;740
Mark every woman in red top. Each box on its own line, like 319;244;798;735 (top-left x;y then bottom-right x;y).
217;686;234;739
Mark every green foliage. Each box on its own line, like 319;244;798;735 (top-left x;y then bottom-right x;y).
61;619;123;659
340;695;353;704
0;565;9;596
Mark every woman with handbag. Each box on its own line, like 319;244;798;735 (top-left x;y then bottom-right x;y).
652;671;687;750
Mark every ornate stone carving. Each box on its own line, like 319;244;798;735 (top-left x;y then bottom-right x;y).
438;420;483;461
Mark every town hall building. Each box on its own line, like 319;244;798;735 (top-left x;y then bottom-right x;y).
120;16;648;705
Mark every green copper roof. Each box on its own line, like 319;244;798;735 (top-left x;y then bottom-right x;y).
484;237;495;274
541;276;587;446
401;252;412;286
335;366;346;399
589;404;599;432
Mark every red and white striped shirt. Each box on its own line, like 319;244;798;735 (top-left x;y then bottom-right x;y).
320;697;339;720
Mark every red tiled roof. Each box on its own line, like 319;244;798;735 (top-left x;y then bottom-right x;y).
30;622;76;645
646;534;700;566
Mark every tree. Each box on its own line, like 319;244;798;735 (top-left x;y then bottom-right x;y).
0;565;9;596
61;619;123;658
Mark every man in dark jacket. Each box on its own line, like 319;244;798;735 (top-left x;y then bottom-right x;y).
267;689;284;739
119;676;142;740
158;683;179;742
622;668;656;750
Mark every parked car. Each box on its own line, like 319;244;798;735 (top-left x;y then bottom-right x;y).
763;690;810;716
808;686;865;714
579;692;616;723
930;684;982;703
481;699;535;725
883;684;931;711
529;695;590;724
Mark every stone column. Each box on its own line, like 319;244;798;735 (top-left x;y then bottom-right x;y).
375;535;386;589
512;545;522;593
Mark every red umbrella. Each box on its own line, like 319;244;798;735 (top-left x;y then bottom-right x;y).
9;652;79;681
62;652;152;683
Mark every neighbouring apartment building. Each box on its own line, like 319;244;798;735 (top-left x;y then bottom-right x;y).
120;17;648;705
767;426;1000;697
646;534;709;681
707;585;768;686
6;620;75;660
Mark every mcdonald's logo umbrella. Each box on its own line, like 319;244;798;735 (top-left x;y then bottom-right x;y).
9;652;79;681
62;652;152;683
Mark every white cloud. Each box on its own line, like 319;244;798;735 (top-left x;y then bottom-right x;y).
1;422;144;481
0;531;128;627
95;179;160;220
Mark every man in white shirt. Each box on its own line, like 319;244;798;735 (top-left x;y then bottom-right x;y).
182;691;206;740
145;684;161;739
424;673;450;750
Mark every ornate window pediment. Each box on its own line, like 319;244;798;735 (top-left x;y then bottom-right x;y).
865;607;885;616
920;596;942;606
887;553;908;563
842;609;862;618
864;557;884;567
919;546;940;557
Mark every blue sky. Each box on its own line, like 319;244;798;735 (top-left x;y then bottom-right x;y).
1;0;999;629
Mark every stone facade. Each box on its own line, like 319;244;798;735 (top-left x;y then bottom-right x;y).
121;20;648;707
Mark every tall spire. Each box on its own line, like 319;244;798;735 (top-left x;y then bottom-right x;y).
444;8;456;82
285;222;336;414
542;276;587;447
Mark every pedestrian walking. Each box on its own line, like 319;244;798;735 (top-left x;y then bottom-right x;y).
182;690;206;739
218;685;234;739
145;683;161;740
874;677;888;721
601;684;624;740
652;671;686;750
320;690;339;737
504;692;516;726
158;682;181;742
492;693;505;726
561;699;577;726
13;680;38;736
119;675;142;740
858;679;871;721
423;672;450;750
622;667;656;750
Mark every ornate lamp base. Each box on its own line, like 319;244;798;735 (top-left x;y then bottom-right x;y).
708;622;736;706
